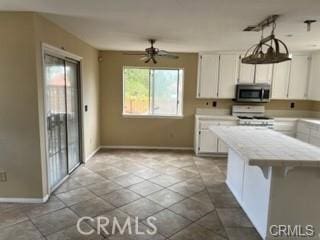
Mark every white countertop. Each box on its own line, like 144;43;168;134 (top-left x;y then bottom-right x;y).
300;119;320;125
195;114;238;120
209;126;320;167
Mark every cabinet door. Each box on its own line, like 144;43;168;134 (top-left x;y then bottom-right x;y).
255;64;273;84
199;130;218;153
272;61;291;99
239;61;255;83
218;140;229;153
197;54;219;98
218;54;239;98
288;55;310;99
308;53;320;101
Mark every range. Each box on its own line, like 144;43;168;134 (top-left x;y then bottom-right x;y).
232;105;274;128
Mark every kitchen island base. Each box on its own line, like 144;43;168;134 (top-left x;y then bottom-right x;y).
226;148;320;240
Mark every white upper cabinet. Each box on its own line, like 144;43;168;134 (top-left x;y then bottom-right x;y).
272;61;291;99
197;52;313;100
197;53;239;99
218;54;239;98
272;55;310;100
197;54;219;98
255;64;273;84
288;55;310;99
308;52;320;101
239;55;273;84
239;60;255;83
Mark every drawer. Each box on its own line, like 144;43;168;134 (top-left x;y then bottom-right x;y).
200;121;219;130
199;120;237;130
222;121;237;126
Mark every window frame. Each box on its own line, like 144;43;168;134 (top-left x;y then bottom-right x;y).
122;66;184;118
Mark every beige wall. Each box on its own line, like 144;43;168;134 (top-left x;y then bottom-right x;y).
0;12;100;199
0;13;43;199
99;51;207;148
99;51;317;148
33;14;100;197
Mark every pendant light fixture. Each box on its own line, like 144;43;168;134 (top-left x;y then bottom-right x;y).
242;15;291;65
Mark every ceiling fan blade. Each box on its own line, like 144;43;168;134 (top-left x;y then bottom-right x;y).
158;50;179;59
152;56;157;64
123;52;147;56
157;50;170;55
140;56;149;61
145;57;151;63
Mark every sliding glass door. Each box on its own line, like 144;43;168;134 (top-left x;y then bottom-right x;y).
44;54;81;191
66;61;81;172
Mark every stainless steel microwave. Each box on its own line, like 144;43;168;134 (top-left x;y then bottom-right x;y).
236;84;271;103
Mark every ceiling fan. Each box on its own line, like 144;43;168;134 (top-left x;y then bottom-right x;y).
124;39;179;64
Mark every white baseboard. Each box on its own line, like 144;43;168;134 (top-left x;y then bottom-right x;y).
100;145;193;151
85;146;101;162
0;194;49;204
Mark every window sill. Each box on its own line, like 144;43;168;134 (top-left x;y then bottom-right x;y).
122;114;184;119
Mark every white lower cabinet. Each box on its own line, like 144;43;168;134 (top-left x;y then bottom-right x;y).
195;117;237;155
198;129;218;153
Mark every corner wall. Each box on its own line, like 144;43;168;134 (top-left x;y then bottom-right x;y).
0;12;100;199
33;14;100;197
0;13;43;198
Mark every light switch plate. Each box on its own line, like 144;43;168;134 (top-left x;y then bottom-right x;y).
0;172;7;182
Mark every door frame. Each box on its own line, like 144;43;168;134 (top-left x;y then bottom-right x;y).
41;43;84;194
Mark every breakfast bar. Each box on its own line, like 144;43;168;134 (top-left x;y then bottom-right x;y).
210;126;320;240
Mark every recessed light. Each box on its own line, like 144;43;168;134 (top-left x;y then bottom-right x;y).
286;34;293;37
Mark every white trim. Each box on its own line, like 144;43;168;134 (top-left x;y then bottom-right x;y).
0;194;49;204
41;43;83;195
122;66;184;117
100;145;193;150
85;146;101;162
42;43;82;61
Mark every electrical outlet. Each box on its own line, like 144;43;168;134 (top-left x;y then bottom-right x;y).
0;172;7;182
290;102;295;109
212;101;217;107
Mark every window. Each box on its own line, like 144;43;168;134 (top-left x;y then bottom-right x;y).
123;67;183;117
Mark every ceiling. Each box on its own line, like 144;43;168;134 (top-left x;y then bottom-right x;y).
1;0;320;52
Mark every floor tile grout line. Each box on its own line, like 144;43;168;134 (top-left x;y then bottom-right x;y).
193;157;232;239
0;151;260;239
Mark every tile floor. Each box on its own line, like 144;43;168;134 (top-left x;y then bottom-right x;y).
0;150;262;240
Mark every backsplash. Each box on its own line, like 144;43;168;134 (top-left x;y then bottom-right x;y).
196;99;320;118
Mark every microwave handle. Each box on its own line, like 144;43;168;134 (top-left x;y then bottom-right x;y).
261;88;265;101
